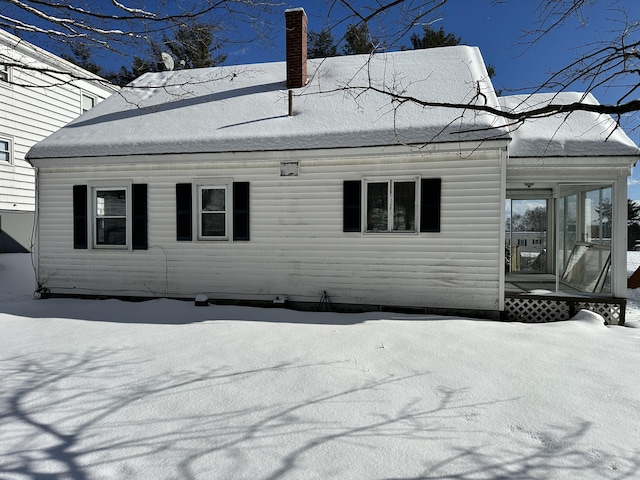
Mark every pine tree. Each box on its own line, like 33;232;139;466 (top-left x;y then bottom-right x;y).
408;24;495;78
409;25;460;49
162;22;227;69
343;24;377;55
308;29;338;58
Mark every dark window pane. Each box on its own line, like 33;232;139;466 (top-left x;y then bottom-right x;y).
202;188;225;212
367;182;388;231
393;181;415;231
202;213;226;236
96;218;126;245
1;140;9;162
97;190;126;216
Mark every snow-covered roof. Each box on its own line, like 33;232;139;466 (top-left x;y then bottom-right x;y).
27;46;508;161
499;93;639;158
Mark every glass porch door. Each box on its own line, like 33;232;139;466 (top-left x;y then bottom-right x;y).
558;185;612;293
505;198;550;274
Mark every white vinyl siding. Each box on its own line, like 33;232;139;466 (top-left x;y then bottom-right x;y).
33;147;504;313
0;30;116;212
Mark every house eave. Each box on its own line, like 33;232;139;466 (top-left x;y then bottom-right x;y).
28;138;511;168
508;155;638;170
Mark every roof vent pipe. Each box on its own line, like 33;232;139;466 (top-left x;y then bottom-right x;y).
285;7;308;89
288;90;294;116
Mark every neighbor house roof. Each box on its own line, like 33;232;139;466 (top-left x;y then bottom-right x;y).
1;28;119;96
499;93;639;158
27;46;508;161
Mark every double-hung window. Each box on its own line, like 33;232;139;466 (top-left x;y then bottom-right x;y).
198;184;228;239
365;178;418;233
0;137;11;163
93;186;129;247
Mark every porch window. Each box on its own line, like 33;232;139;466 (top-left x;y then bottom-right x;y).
365;179;417;233
559;185;612;293
584;187;611;245
94;188;128;246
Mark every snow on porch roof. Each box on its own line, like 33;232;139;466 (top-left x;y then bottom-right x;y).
499;93;640;158
27;46;510;161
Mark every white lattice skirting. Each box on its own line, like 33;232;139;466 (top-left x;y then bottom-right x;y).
504;295;624;325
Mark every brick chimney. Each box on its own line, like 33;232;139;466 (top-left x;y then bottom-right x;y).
285;8;307;88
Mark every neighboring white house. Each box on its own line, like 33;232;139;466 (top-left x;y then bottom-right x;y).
0;29;117;252
25;9;639;322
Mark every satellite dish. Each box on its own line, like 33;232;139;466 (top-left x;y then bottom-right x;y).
161;52;174;71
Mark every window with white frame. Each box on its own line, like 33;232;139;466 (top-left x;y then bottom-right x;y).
93;187;128;247
0;137;11;163
365;178;418;232
82;93;95;113
0;61;9;83
198;184;228;239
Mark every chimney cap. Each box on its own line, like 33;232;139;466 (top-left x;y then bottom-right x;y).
284;7;306;14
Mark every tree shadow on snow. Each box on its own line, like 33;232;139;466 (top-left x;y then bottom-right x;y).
0;348;637;479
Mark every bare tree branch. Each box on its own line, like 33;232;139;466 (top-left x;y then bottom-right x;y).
337;82;640;120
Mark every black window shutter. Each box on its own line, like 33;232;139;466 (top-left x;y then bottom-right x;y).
132;184;148;250
343;180;361;232
420;178;441;233
233;182;250;241
176;183;192;241
73;185;88;249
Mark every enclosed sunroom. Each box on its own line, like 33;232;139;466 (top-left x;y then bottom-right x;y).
500;94;639;324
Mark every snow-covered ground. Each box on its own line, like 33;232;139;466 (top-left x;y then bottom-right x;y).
1;253;639;479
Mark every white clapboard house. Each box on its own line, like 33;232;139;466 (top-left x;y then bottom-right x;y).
26;9;639;322
0;29;117;252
